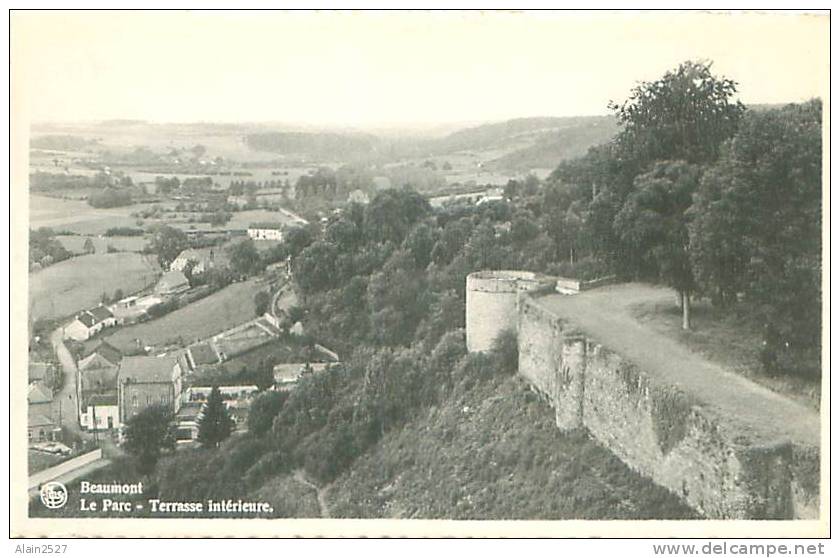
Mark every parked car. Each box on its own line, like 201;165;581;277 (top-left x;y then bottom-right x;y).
31;441;72;456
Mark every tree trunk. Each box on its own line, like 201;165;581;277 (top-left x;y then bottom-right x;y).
681;291;691;330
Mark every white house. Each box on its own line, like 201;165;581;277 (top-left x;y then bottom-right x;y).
63;306;117;341
80;393;120;431
247;222;285;241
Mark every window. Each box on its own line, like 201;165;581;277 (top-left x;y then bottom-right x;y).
131;395;138;408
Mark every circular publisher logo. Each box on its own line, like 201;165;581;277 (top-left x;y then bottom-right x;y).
40;481;68;509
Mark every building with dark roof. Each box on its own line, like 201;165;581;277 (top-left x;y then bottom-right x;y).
63;305;117;341
80;341;122;370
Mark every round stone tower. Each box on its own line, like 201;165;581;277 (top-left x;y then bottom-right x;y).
465;270;541;353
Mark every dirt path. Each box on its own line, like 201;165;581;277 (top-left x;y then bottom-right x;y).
537;283;820;447
293;469;331;518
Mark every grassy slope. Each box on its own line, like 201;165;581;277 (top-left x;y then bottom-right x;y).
29;252;160;321
104;278;263;351
327;374;696;520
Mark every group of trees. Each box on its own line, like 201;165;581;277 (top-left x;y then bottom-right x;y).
29;227;72;269
539;61;822;376
88;187;133;208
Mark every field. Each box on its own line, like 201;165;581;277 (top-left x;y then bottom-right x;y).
29;252;161;322
103;278;264;352
30;195;155;235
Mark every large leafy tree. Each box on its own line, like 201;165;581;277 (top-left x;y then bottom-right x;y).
609;60;746;168
123;405;176;474
149;225;189;269
227;237;263;275
615;161;701;329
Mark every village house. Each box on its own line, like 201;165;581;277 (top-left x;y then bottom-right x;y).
272;362;335;390
77;341;122;431
117;354;186;423
78;340;121;371
155;270;190;296
169;247;224;276
63;305;117;341
28;407;60;442
347;189;370;204
28;361;52;385
247;222;285;241
28;381;54;419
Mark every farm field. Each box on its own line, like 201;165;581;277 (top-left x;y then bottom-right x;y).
103;278;263;352
30;195;156;235
29;252;161;322
55;234;148;255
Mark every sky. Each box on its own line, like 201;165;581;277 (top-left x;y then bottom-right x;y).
12;10;829;129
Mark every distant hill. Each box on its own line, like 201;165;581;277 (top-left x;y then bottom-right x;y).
244;131;379;160
244;116;619;171
30;134;98;151
483;117;618;171
436;116;612;153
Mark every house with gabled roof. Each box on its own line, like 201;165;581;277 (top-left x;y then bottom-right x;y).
63;305;117;341
79;340;122;371
170;247;225;276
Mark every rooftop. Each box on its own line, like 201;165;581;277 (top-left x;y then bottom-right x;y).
87;393;118;407
249;222;286;230
188;343;220;367
28;362;50;383
118;354;182;384
28;382;53;404
83;341;122;367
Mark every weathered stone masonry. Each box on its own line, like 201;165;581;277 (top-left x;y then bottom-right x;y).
515;295;819;519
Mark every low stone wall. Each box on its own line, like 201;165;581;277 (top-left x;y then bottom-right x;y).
517;295;818;519
555;275;618;294
29;449;103;491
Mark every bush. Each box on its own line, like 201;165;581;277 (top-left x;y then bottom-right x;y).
146;299;180;319
490;329;518;375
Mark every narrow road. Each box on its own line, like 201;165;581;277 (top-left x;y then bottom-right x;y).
537;283;820;447
49;327;83;436
293;469;331;518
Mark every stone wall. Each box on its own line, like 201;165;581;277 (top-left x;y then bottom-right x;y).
517;294;818;519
